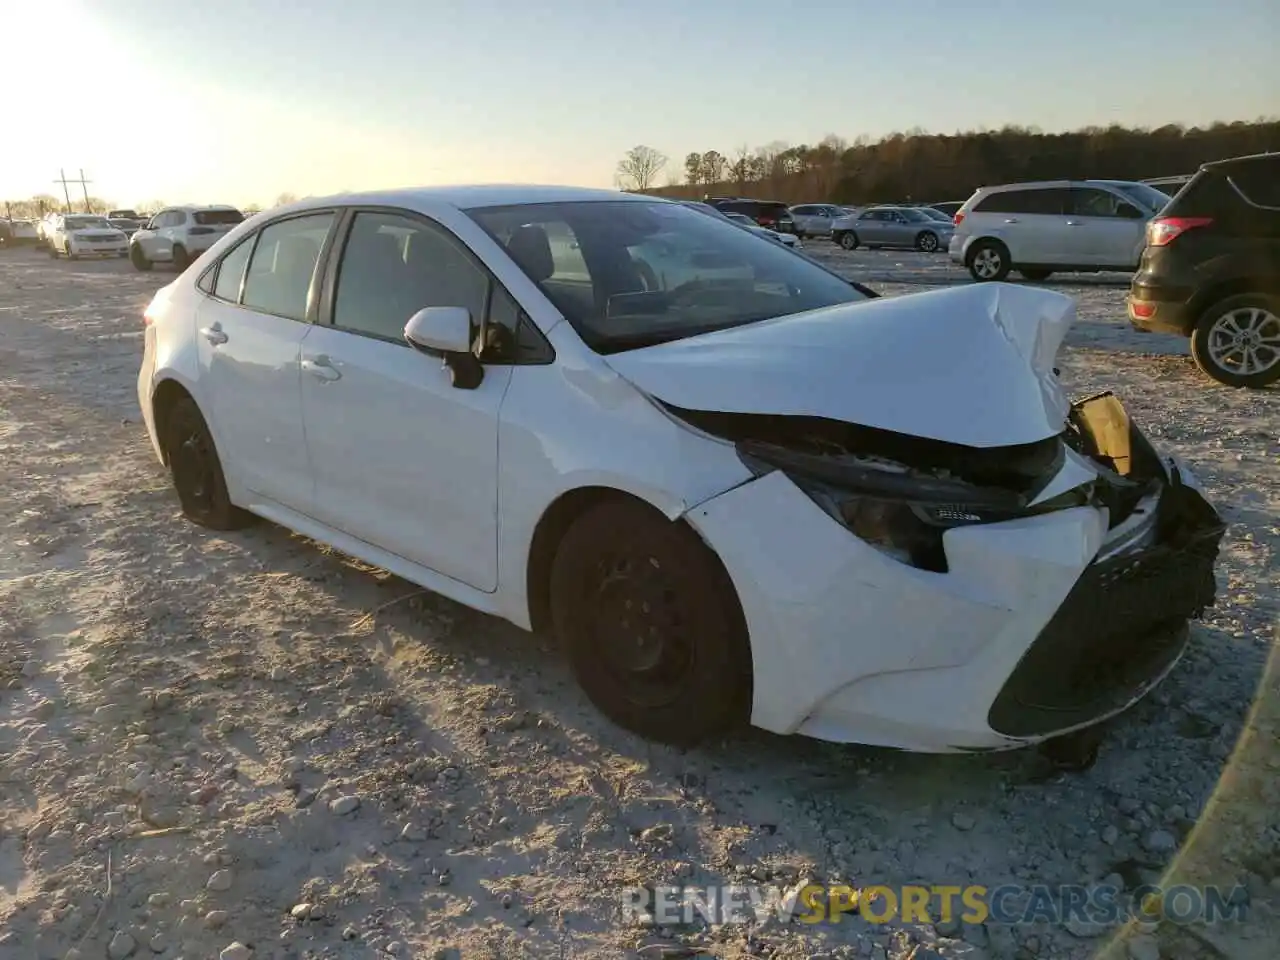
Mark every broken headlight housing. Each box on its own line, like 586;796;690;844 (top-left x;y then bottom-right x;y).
738;440;1091;573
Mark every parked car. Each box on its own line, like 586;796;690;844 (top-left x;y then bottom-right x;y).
137;184;1224;754
47;214;129;259
35;212;60;247
832;205;955;252
950;180;1171;282
0;220;10;247
10;219;38;243
1128;152;1280;388
705;197;796;234
927;201;966;218
789;204;845;238
722;211;803;249
130;205;246;270
109;209;142;221
917;207;955;224
109;217;142;238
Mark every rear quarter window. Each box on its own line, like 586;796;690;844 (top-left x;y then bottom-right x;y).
1228;163;1280;208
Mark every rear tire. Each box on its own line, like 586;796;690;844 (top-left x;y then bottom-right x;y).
1190;293;1280;388
549;499;752;745
838;231;859;250
1019;268;1054;282
130;244;153;271
915;231;939;252
966;239;1011;281
163;397;255;530
171;245;190;271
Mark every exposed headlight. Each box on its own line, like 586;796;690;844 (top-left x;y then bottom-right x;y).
739;441;1090;572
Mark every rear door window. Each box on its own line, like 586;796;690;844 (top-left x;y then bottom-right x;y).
241;213;334;322
1071;188;1143;219
974;189;1069;215
195;209;245;226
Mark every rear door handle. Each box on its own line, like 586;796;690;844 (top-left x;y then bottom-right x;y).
1066;220;1082;226
301;356;342;382
200;324;227;345
1003;218;1019;224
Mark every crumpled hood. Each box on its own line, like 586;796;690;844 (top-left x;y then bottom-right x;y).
603;282;1074;448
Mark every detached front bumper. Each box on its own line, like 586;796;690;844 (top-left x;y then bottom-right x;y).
686;397;1224;752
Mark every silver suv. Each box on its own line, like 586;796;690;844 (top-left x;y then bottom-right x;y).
949;180;1172;282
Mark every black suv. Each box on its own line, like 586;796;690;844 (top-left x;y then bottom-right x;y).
705;197;796;234
1128;152;1280;388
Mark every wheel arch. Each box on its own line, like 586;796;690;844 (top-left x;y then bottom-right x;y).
523;484;747;643
150;377;198;465
1187;277;1280;329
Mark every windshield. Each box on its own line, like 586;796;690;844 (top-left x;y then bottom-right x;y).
194;209;244;225
65;217;111;230
1115;182;1171;212
467;200;867;354
725;212;755;225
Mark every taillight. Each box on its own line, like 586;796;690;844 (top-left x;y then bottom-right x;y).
1147;216;1212;247
953;212;965;226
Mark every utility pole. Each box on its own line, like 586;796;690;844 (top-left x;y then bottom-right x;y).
53;168;92;212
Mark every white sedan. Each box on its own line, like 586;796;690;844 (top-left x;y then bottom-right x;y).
49;214;129;259
137;186;1225;753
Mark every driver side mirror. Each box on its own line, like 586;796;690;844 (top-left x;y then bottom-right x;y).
404;306;484;390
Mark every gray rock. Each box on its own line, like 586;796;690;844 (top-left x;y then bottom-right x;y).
1142;830;1177;855
148;933;167;954
204;910;229;929
1064;916;1110;938
951;812;976;831
329;795;361;816
1101;825;1120;845
107;932;137;960
1126;934;1160;960
206;869;233;891
219;944;251;960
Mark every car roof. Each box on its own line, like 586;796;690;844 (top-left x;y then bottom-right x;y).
979;179;1146;192
1201;151;1279;172
169;204;243;212
278;185;643;214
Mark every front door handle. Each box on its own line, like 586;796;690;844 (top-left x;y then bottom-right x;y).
1003;218;1019;224
200;324;228;345
301;356;342;382
1065;220;1082;226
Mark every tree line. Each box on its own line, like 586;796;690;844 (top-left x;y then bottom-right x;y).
616;118;1280;205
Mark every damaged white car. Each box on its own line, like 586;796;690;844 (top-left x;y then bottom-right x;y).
137;187;1226;756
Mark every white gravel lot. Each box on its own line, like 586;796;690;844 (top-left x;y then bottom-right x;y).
0;244;1276;960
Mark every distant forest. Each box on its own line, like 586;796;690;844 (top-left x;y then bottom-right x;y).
626;118;1280;206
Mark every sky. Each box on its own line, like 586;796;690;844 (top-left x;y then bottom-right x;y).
2;0;1277;210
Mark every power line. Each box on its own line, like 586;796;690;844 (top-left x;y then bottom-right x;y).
53;168;92;212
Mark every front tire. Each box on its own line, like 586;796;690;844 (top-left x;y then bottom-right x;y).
549;500;752;745
915;231;939;252
1190;293;1280;388
838;231;859;250
966;239;1011;281
163;397;255;530
130;244;153;271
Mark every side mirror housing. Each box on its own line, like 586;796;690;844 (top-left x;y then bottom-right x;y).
404;306;484;390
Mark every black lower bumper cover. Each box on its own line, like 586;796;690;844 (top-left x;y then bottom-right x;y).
987;464;1226;739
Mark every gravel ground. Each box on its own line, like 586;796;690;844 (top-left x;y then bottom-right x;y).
0;245;1276;960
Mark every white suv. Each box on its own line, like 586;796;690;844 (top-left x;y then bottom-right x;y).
949;180;1172;282
130;205;245;271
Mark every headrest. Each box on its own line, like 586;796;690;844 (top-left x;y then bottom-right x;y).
505;224;554;282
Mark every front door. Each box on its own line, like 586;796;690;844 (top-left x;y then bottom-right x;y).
299;210;510;592
195;213;335;510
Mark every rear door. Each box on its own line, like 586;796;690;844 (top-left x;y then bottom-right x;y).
1067;187;1147;268
195;211;336;511
973;188;1073;264
856;209;886;243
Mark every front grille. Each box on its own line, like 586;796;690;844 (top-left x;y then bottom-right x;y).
988;472;1225;738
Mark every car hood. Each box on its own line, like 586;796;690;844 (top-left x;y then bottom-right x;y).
603;282;1074;448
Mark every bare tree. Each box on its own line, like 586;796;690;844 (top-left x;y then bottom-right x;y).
275;192;299;207
82;197;113;214
615;145;667;191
